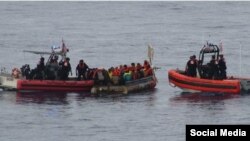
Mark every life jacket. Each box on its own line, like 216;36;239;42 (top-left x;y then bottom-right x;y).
12;68;21;79
129;66;136;72
93;69;104;81
112;68;120;76
144;67;153;77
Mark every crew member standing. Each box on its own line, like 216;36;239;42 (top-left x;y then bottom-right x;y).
208;55;219;79
60;57;72;80
218;54;227;79
185;55;197;77
76;59;89;80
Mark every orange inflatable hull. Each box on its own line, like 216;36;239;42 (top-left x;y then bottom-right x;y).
168;69;241;94
17;79;94;92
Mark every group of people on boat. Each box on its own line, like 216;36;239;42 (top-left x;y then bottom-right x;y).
106;60;153;85
19;56;153;85
20;56;73;81
185;54;227;80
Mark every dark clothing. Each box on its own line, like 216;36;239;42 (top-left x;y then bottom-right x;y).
20;64;30;79
208;59;219;79
60;61;72;80
76;63;89;80
186;59;197;77
218;59;227;79
46;62;59;80
32;61;45;80
94;69;111;85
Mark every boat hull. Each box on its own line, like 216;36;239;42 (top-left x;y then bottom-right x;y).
0;73;94;92
17;79;94;92
168;69;241;94
91;76;157;94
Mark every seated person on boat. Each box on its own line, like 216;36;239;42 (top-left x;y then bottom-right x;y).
94;60;154;86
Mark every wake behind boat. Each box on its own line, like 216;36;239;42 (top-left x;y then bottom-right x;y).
168;42;250;94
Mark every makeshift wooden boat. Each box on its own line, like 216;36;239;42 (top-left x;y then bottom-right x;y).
91;45;157;95
91;75;157;95
168;42;250;94
0;40;94;92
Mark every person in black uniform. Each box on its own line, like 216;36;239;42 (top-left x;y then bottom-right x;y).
76;59;89;80
60;57;72;80
185;55;197;77
218;54;227;79
208;55;219;79
34;57;46;79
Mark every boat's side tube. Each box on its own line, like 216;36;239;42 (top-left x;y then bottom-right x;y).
168;69;241;94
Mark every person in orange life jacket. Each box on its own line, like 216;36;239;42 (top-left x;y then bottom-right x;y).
185;55;197;77
111;67;121;85
60;57;72;80
112;67;121;76
143;60;153;77
129;63;137;80
108;67;114;80
218;54;227;79
208;55;219;79
136;63;144;79
76;59;89;80
121;64;128;76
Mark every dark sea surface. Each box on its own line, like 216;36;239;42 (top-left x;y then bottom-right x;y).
1;2;250;141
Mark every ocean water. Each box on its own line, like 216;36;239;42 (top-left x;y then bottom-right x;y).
1;2;250;141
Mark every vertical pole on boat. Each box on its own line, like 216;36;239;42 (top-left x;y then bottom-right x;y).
240;43;242;77
148;44;158;83
148;44;154;66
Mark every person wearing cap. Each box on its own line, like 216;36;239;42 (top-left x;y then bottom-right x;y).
76;59;89;80
218;54;227;79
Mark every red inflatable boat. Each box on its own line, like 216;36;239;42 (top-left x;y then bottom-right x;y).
168;69;241;94
168;42;250;94
16;79;94;92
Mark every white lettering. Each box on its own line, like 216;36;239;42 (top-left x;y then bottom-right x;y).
190;129;196;136
220;129;227;136
190;129;218;136
220;129;247;136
